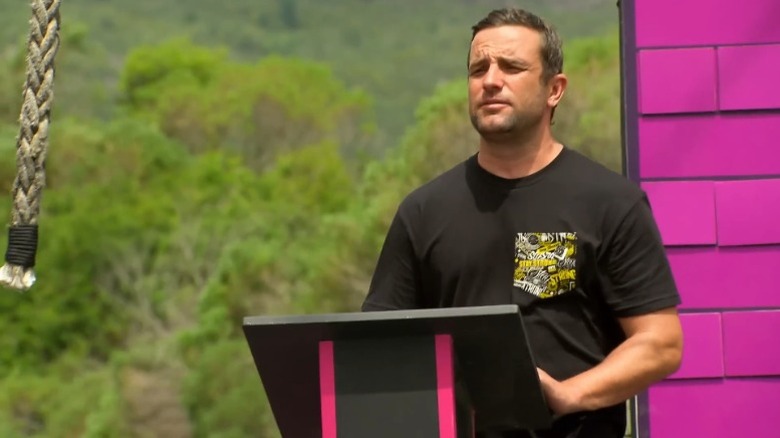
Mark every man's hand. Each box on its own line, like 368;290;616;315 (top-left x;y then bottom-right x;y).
537;367;582;416
537;307;682;415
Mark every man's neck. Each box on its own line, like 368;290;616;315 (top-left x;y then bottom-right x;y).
477;130;564;180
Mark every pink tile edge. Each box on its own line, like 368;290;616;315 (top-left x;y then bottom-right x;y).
722;311;780;377
436;334;457;438
666;313;724;379
642;181;717;246
319;340;336;438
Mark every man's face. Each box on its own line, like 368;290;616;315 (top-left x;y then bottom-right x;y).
467;25;552;141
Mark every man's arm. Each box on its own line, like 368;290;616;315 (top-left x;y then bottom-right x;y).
538;307;682;415
361;206;423;311
538;194;683;415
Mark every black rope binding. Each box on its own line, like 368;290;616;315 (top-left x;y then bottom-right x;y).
5;225;38;268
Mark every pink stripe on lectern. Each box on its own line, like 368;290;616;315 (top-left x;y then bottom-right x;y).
319;341;336;438
435;334;456;438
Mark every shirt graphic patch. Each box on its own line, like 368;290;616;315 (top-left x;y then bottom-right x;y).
514;232;577;298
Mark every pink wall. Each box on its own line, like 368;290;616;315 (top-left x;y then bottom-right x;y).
624;0;780;436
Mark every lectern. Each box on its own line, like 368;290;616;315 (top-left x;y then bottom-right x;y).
242;304;552;438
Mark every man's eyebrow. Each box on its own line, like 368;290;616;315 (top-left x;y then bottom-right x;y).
468;57;489;67
498;56;531;68
469;55;531;69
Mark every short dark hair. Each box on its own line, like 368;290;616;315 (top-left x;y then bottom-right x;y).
469;8;564;82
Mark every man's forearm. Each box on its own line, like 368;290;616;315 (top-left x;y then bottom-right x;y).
563;331;682;412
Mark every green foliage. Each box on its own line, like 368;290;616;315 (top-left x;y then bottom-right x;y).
393;78;477;188
0;0;617;142
0;4;625;436
0;356;131;438
120;38;229;111
120;40;375;168
182;340;278;438
0;44;24;125
553;30;623;172
259;141;355;214
0;124;20;187
0;118;189;370
277;0;299;29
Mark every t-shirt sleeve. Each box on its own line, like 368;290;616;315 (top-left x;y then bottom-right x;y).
599;194;682;317
361;207;423;311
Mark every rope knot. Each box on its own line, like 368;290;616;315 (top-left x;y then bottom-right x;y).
5;225;38;267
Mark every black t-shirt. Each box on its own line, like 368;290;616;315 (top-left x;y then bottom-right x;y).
361;146;681;437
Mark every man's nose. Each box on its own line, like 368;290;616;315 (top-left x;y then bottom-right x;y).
482;64;504;90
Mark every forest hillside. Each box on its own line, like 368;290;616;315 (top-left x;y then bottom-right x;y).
0;1;624;436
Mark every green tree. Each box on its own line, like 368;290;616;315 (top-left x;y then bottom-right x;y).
278;0;299;29
552;30;623;172
119;40;376;171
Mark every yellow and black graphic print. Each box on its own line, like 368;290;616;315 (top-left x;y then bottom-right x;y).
514;232;577;299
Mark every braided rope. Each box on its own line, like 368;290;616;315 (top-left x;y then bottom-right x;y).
0;0;61;291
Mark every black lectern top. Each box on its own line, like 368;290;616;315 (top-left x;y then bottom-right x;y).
243;304;552;437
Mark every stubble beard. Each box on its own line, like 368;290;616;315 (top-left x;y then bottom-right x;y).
470;106;544;144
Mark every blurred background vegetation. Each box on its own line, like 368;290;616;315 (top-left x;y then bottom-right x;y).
0;0;624;436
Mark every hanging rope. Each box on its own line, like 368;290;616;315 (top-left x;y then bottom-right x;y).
0;0;61;291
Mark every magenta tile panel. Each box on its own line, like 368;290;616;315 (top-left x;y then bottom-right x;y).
719;44;780;111
722;310;780;377
635;0;780;48
648;378;780;437
666;246;780;309
639;114;780;178
638;48;717;114
642;181;716;246
715;179;780;246
667;313;723;379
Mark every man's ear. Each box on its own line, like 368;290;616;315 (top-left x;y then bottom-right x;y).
548;73;568;108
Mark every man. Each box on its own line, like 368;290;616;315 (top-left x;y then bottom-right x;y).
361;7;683;438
